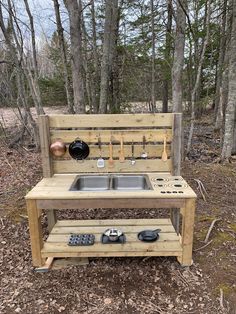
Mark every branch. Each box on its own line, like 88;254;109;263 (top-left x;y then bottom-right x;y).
177;0;196;41
0;60;13;64
204;218;221;243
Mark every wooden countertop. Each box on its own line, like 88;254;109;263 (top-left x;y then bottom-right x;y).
25;173;197;200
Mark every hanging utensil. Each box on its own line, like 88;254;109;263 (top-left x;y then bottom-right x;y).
108;140;114;168
161;135;168;162
130;140;136;165
50;139;67;157
97;136;105;168
141;135;148;159
69;138;89;160
119;136;125;163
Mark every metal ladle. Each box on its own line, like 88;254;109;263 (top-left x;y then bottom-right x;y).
141;135;148;159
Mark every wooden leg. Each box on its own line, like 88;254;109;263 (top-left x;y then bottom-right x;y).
46;210;57;232
177;198;195;266
26;199;45;267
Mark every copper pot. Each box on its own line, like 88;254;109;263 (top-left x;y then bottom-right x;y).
50;139;67;157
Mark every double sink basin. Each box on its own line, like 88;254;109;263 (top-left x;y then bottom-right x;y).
70;174;153;191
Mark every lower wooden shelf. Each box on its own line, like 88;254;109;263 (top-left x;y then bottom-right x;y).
41;218;182;258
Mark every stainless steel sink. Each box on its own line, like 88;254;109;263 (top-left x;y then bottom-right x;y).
70;174;152;191
112;175;152;190
70;175;110;191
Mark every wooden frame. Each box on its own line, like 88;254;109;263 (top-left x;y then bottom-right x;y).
27;197;195;267
39;113;182;175
26;113;196;269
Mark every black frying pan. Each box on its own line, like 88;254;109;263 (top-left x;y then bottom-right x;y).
138;229;161;242
69;139;90;160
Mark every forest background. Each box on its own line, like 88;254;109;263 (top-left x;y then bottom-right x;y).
0;0;235;159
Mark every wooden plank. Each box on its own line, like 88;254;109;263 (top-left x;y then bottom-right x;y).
52;144;172;159
36;198;186;209
50;129;173;143
171;113;182;176
177;198;195;266
38;115;53;177
52;159;172;173
42;251;181;258
55;218;171;226
26;199;45;267
47;233;179;243
42;241;182;254
50;225;175;234
49;113;174;128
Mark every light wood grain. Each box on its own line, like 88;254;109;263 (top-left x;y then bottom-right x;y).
41;218;182;258
55;218;171;226
26;199;45;267
52;159;172;173
38;115;53;177
177;199;196;266
52;144;171;159
36;198;186;209
51;225;175;234
42;251;182;258
49;113;174;128
50;129;173;143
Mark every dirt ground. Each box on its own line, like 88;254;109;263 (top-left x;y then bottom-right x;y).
0;108;235;314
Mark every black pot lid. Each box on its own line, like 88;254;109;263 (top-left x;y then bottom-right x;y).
69;139;90;160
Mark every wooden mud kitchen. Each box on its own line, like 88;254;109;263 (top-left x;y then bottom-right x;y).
25;113;197;270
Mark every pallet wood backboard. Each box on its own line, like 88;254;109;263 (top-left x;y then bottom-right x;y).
38;113;182;176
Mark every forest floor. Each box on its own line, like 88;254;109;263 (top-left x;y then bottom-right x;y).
0;108;235;314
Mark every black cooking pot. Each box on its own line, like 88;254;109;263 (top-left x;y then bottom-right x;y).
69;139;90;160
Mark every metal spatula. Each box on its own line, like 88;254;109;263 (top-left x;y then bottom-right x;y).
97;136;105;168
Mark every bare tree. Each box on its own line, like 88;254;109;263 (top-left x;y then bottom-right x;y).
187;0;211;154
171;0;186;113
64;0;85;113
91;0;99;113
99;0;119;113
0;1;40;147
221;0;236;160
53;0;74;113
150;0;156;112
214;0;228;130
162;0;172;113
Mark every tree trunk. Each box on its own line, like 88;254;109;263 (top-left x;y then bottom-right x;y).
81;3;94;113
111;0;123;113
53;0;74;114
64;0;85;113
0;2;40;148
187;0;211;154
91;0;99;113
214;0;228;129
162;0;172;113
221;0;236;160
23;0;44;115
99;0;119;113
172;0;186;113
150;0;156;112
